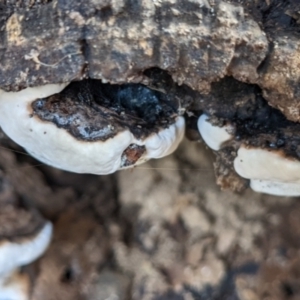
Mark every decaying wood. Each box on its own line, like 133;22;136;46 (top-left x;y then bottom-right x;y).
1;0;300;123
0;0;267;91
2;2;300;298
1;0;300;192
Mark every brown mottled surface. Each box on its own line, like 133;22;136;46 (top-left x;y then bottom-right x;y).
214;146;248;192
0;0;268;92
0;155;46;239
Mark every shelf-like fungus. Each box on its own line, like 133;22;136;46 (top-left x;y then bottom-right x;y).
197;109;300;196
0;80;185;174
197;114;234;151
234;146;300;196
0;222;52;300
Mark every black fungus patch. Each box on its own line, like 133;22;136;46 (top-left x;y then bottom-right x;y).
143;68;194;110
32;79;179;142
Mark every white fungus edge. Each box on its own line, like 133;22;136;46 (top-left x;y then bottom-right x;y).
197;114;233;151
0;222;52;300
0;84;185;175
250;179;300;197
234;146;300;183
0;222;53;277
234;146;300;196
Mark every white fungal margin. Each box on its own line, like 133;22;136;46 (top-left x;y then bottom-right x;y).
0;84;185;174
234;146;300;183
0;222;53;277
250;180;300;197
0;222;52;300
197;114;233;151
234;145;300;196
141;116;185;159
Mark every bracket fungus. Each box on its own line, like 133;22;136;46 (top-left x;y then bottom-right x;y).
234;146;300;197
0;223;52;300
0;80;185;174
197;97;300;197
197;114;234;151
193;73;300;197
0;0;299;197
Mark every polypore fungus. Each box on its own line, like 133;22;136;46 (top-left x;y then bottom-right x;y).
0;222;53;300
0;80;185;174
197;114;234;151
234;146;300;196
197;110;300;196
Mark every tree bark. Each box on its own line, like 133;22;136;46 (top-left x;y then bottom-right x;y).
1;0;299;122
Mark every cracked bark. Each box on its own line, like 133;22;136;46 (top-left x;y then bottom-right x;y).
1;0;299;122
1;0;268;91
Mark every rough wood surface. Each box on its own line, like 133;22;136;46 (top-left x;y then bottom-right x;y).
1;0;300;123
1;0;268;92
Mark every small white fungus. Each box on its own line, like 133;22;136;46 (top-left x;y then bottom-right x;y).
234;146;300;183
0;222;53;277
0;222;53;300
234;145;300;196
197;114;233;151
